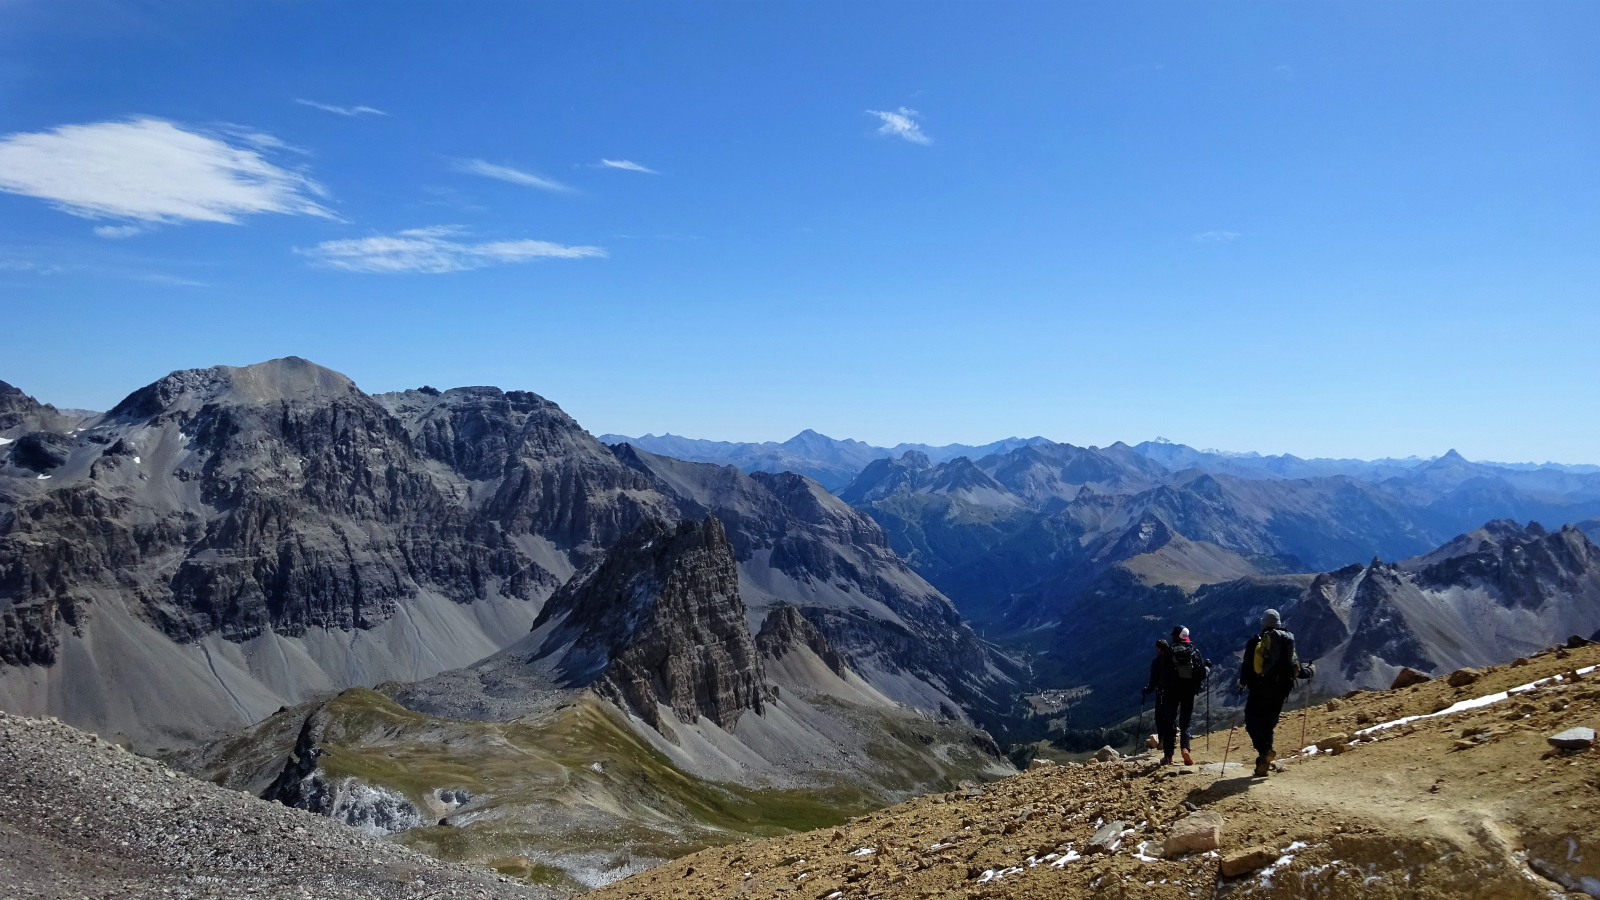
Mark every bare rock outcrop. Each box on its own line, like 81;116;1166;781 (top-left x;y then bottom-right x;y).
529;516;768;730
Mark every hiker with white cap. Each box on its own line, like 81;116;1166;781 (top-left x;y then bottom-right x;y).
1238;609;1314;777
1143;625;1209;765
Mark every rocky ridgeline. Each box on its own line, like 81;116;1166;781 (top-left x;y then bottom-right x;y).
590;643;1600;900
0;709;548;900
1;359;1015;750
756;603;847;675
530;516;769;730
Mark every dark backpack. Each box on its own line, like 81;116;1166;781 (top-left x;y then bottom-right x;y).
1170;642;1207;692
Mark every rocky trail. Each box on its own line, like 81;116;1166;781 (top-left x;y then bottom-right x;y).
0;711;552;900
590;642;1600;900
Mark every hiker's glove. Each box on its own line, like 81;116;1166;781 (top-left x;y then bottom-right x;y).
1299;663;1316;679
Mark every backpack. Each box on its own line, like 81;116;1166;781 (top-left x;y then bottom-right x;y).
1251;628;1299;688
1172;642;1200;681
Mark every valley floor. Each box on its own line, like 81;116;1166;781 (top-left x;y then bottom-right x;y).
588;643;1600;900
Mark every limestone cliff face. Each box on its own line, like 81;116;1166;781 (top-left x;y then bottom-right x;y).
529;516;768;730
0;359;546;664
376;386;674;555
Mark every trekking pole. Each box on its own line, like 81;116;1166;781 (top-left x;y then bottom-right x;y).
1299;669;1312;753
1205;681;1212;752
1220;724;1237;778
1138;694;1147;749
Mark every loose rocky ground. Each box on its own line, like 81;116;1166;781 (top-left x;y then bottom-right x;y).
590;643;1600;900
0;710;552;900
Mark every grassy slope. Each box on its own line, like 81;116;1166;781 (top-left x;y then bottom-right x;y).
181;688;920;892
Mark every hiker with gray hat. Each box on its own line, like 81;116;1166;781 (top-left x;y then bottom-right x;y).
1238;608;1314;777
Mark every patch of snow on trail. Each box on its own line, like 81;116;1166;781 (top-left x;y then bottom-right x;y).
977;866;1024;883
1050;847;1082;868
1310;666;1600;750
0;437;12;446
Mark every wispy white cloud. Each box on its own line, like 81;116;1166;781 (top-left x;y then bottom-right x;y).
93;224;149;239
453;159;572;193
0;257;65;275
297;226;604;274
134;272;208;288
0;117;332;230
597;159;659;174
1193;231;1241;243
294;99;387;117
867;107;931;145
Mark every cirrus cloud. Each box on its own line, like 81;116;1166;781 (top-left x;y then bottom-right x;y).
867;107;931;145
297;226;604;274
597;159;658;174
294;98;387;117
0;117;332;229
452;158;572;193
1192;230;1241;243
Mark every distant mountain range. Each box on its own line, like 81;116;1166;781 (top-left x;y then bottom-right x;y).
601;429;1600;491
596;431;1055;491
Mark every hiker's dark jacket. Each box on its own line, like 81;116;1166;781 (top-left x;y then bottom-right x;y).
1239;627;1299;693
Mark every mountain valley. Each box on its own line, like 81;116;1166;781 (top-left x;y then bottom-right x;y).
4;358;1600;897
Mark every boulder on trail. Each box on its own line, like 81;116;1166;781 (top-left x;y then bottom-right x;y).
1094;746;1119;763
1220;847;1279;877
1087;820;1127;854
1146;734;1159;749
1391;668;1431;689
1027;758;1056;770
1315;733;1350;752
1547;727;1596;751
1567;634;1591;649
1162;811;1222;857
1447;668;1482;688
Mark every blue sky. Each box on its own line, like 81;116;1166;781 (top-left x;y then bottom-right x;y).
1;1;1596;463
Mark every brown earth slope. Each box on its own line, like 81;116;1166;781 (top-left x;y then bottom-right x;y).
591;644;1600;900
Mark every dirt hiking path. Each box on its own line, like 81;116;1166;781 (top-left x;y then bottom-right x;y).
592;643;1600;900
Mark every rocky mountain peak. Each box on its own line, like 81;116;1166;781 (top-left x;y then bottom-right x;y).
1101;512;1175;562
528;515;768;731
107;357;361;422
0;380;85;438
755;604;845;674
899;449;932;469
1408;518;1600;610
